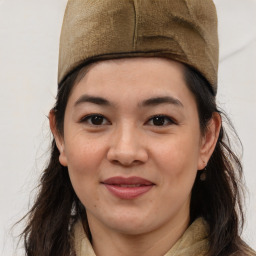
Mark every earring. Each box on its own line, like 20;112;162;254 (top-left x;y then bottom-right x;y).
200;161;207;181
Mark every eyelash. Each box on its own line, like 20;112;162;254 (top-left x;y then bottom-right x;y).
146;115;177;126
80;114;110;126
80;114;177;127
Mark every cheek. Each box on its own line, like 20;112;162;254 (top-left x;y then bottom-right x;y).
63;138;107;210
153;132;200;185
65;134;105;170
63;135;107;195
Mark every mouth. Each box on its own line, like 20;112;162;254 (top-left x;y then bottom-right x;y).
114;184;147;187
101;176;155;199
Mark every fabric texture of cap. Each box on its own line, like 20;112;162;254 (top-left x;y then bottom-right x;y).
58;0;219;94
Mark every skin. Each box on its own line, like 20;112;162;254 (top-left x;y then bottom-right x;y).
50;57;221;256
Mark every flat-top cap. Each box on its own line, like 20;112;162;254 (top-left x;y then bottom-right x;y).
58;0;219;94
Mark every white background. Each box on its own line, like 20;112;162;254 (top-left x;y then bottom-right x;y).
0;0;255;255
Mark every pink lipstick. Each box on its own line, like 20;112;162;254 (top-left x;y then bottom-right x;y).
101;176;154;199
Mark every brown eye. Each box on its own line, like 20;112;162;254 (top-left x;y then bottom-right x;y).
152;116;166;126
90;115;104;125
81;114;109;126
148;115;176;126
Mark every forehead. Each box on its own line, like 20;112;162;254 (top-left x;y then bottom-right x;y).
68;57;195;109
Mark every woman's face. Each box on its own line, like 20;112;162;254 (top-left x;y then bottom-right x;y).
54;57;217;236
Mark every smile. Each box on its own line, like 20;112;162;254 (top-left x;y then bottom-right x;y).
101;176;155;199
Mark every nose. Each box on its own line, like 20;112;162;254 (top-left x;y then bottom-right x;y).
107;124;148;166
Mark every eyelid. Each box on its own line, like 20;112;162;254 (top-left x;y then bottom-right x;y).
79;113;177;127
146;114;177;126
80;113;111;125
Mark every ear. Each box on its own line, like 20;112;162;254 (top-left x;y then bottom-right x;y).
198;112;221;170
49;109;68;167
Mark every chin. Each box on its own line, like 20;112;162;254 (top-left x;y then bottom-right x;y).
100;211;157;235
109;221;152;235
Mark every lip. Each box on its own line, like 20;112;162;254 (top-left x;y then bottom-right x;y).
101;176;155;200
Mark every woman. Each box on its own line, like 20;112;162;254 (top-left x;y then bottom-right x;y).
20;0;256;255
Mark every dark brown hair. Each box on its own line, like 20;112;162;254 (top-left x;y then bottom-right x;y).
19;61;253;256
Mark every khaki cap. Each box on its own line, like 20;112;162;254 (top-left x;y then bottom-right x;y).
58;0;219;94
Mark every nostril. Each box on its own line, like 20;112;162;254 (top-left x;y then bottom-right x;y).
111;159;120;165
107;142;148;165
110;158;143;167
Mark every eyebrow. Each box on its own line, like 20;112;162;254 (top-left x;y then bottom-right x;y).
74;95;111;107
140;96;184;108
74;94;183;108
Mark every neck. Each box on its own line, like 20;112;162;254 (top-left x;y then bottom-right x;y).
86;213;190;256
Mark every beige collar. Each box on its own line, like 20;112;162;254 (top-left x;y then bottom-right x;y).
72;218;209;256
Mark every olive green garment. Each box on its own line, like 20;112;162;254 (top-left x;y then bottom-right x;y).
58;0;219;95
72;218;209;256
